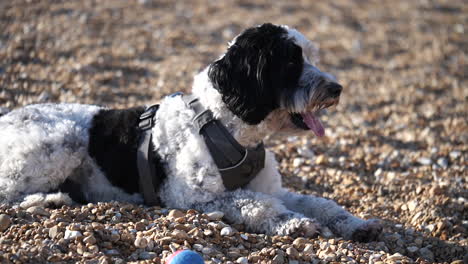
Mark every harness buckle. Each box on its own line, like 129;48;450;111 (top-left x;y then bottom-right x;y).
139;105;159;131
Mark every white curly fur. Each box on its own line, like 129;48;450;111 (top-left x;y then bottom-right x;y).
0;25;381;240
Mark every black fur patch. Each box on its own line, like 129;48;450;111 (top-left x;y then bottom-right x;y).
88;107;166;198
208;23;304;125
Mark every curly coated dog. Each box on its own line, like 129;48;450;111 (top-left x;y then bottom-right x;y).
0;23;382;241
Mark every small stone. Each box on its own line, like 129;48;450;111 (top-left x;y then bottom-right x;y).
193;244;203;251
172;230;189;239
236;257;248;264
407;200;418;211
49;225;60;239
298;147;315;158
407;246;419;253
419;247;434;261
315;155;326;165
272;255;284;264
292;237;307;248
37;91;51;102
449;151;461;160
286;247;299;258
26;206;50;216
135;222;146;231
418;157;432;166
288;261;299;264
221;226;235;236
204;229;213;236
240;234;249;240
64;230;82;240
436;157;449;168
450;260;464;264
0;214;11;232
387;253;404;261
303;244;314;255
293;158;304;167
168;209;185;219
206;211;224;221
105;249;120;256
139;251;157;260
134;237;148;248
83;235;97;245
202;247;214;255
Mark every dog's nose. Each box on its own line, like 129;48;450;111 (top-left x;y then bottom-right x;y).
326;82;342;98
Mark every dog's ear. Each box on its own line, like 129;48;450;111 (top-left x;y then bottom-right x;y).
208;23;302;125
208;45;274;125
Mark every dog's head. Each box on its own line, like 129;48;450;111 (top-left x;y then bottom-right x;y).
208;23;341;137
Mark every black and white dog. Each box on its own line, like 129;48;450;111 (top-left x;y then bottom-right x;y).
0;24;381;241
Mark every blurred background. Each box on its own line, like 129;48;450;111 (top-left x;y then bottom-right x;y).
0;0;466;262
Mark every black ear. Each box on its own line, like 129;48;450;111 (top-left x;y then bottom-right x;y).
208;23;303;125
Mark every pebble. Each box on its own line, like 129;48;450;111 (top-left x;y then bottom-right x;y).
202;247;214;255
168;209;185;219
418;157;432;165
221;226;235;236
292;237;306;247
172;229;189;239
407;246;419;253
449;151;461;160
419;247;434;261
286;247;299;258
303;244;314;255
315;155;326;165
272;255;284;264
26;206;50;216
49;225;60;238
292;158;304;167
134;237;148;248
386;253;405;261
83;235;97;245
139;251;157;260
64;230;82;240
0;214;12;232
236;257;248;264
206;211;224;221
436;157;449;168
135;221;146;231
104;249;120;256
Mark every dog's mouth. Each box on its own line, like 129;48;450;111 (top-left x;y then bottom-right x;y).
290;98;339;137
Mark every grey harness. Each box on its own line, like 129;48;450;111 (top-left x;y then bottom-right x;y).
183;95;266;190
136;94;266;205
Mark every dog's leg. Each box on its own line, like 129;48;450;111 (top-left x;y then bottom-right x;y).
277;191;382;242
19;192;73;208
190;189;320;237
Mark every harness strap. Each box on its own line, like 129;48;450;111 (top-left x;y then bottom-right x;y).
183;95;266;190
137;104;160;206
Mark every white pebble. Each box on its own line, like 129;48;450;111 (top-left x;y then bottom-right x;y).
236;257;248;264
220;227;235;236
206;211;224;221
64;230;82;240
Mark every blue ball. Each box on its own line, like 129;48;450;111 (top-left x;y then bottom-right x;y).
166;250;204;264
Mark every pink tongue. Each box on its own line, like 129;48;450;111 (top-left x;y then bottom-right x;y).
301;112;325;137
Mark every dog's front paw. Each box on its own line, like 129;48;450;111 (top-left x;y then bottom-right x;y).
278;218;320;238
351;219;383;242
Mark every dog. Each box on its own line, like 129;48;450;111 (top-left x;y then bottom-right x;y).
0;23;382;241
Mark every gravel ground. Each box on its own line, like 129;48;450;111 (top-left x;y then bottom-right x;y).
0;0;467;263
